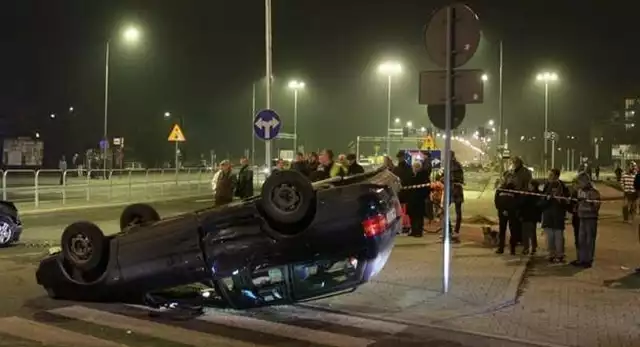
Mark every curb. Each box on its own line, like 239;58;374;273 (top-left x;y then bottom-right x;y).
299;299;569;347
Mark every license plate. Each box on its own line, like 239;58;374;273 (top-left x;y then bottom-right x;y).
386;209;397;223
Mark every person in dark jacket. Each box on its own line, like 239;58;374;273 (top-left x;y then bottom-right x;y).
392;150;413;205
495;173;519;254
310;149;346;182
519;179;541;255
235;157;254;199
568;179;581;260
213;160;235;207
539;168;570;263
449;151;465;240
345;153;365;176
291;152;309;176
571;172;601;268
407;161;430;237
307;152;320;174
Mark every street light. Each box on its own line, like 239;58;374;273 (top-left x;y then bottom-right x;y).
420;126;426;132
378;61;402;154
288;79;305;152
406;121;413;128
103;24;142;175
69;106;74;112
394;118;401;124
481;74;488;82
50;113;56;119
488;119;494;126
35;132;40;139
164;111;171;118
536;71;559;172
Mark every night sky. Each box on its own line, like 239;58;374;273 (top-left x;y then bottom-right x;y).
1;0;638;167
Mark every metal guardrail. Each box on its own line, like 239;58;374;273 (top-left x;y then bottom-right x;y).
0;167;266;210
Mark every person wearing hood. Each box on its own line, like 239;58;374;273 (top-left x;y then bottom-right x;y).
571;172;601;268
539;168;570;263
392;150;414;205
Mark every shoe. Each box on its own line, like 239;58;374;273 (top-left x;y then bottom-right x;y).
548;257;556;263
495;248;504;254
510;249;516;256
522;249;530;255
531;249;537;256
570;260;582;267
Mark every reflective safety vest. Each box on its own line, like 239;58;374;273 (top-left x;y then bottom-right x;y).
330;163;345;177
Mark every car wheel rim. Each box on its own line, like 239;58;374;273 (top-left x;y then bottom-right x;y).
0;222;12;244
69;233;92;264
272;183;301;213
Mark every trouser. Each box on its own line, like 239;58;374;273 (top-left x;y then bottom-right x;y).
498;211;519;250
578;218;598;264
59;172;65;185
424;199;434;221
543;228;565;258
624;193;637;221
448;201;462;235
521;221;538;251
408;209;424;236
572;216;580;257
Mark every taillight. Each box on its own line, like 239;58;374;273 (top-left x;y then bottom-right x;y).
362;214;387;238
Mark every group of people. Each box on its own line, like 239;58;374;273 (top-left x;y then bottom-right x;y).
495;157;601;268
387;150;465;241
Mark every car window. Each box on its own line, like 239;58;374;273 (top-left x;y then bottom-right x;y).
291;257;359;299
219;266;288;306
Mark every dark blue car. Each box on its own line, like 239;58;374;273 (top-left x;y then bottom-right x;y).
36;168;401;308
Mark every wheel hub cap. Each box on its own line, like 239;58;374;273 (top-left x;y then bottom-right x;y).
69;234;92;262
272;184;301;212
0;222;12;244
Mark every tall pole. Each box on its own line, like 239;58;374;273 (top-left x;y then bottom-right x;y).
386;75;392;155
442;5;454;294
543;82;549;173
551;138;555;169
498;40;504;146
293;89;298;152
265;0;273;171
251;82;256;164
103;41;110;179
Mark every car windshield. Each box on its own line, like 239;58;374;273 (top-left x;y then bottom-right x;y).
291;257;360;299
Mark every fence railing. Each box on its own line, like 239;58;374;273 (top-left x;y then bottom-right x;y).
0;167;266;211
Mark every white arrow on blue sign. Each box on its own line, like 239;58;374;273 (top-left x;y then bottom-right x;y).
253;109;282;141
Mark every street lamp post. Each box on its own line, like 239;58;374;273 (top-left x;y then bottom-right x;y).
377;61;402;155
103;26;141;177
288;80;305;152
536;71;558;173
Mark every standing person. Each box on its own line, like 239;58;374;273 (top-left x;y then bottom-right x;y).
310;149;345;181
449;151;465;241
307;152;319;173
621;166;637;222
520;180;542;255
568;179;581;261
235;157;254;199
291;152;309;176
594;164;600;181
571;172;601;268
58;155;67;185
392;151;413;207
345;153;365;175
615;164;623;182
382;156;394;170
212;160;235;207
407;161;429;237
539;168;570;263
494;173;519;254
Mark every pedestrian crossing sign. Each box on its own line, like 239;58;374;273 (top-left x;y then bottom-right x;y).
420;135;436;150
168;124;186;142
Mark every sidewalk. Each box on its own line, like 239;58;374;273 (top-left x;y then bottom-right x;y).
307;191;640;347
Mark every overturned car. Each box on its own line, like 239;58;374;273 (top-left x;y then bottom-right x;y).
36;169;401;308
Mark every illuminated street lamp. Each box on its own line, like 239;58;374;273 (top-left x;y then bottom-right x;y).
164;111;171;118
69;106;74;112
394;118;401;124
488;119;494;126
406;121;413;128
420;126;426;132
378;61;402;154
50;113;56;119
103;25;142;174
536;71;559;172
35;132;40;139
481;74;488;82
288;79;305;151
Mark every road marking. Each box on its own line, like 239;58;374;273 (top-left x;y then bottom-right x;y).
199;307;376;347
194;198;212;203
0;316;125;347
49;305;261;347
268;305;408;334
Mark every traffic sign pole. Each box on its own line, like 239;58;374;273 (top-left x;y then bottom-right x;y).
265;0;273;171
175;141;179;182
441;5;454;295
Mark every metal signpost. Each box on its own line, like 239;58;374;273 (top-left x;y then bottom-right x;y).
254;109;282;169
422;3;482;293
167;124;186;180
265;0;273;171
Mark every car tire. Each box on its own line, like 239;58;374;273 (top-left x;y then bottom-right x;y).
120;203;161;231
260;170;315;226
0;216;16;247
61;221;106;272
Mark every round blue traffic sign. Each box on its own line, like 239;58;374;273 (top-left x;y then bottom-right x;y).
253;109;282;141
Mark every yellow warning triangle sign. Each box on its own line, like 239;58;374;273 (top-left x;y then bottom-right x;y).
168;124;186;142
420;135;436;150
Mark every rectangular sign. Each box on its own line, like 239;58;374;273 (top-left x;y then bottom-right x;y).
403;149;442;169
418;70;484;105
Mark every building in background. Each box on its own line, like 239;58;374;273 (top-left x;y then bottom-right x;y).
2;137;44;168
